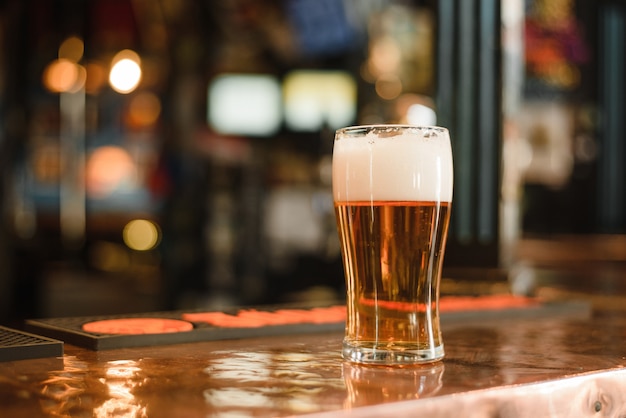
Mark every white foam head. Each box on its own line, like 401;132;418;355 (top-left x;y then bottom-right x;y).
332;125;453;202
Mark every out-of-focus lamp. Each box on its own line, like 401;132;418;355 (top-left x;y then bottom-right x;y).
283;70;356;131
109;50;142;94
123;219;161;251
208;74;282;137
85;146;136;198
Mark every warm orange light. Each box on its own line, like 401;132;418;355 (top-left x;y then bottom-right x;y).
375;73;403;100
368;36;401;77
71;64;87;93
85;146;136;198
43;59;85;93
126;92;161;128
43;36;88;93
59;36;84;62
85;61;107;94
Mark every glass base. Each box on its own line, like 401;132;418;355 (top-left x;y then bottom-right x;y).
342;341;444;365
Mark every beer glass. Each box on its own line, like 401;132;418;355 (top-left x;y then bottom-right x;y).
333;125;453;365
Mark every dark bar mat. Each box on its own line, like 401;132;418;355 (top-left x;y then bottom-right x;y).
0;325;64;362
25;296;591;351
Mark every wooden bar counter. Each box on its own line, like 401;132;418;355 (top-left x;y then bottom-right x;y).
1;304;625;416
2;238;626;417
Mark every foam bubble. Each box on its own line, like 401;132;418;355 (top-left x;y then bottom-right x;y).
332;126;453;202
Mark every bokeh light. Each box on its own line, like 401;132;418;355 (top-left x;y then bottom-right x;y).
375;73;403;100
208;74;282;136
85;61;107;94
395;94;437;125
123;219;161;251
126;92;162;128
85;146;136;198
407;103;437;125
42;36;87;93
58;36;84;62
42;59;86;93
109;50;142;94
368;36;401;77
283;70;356;131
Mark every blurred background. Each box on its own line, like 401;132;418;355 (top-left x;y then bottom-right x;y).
0;0;624;324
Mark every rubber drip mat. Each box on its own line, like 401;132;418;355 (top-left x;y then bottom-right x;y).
0;325;63;362
25;297;591;351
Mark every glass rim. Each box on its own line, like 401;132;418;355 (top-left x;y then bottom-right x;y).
335;124;449;137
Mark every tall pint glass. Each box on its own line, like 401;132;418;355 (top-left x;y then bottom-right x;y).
333;125;453;365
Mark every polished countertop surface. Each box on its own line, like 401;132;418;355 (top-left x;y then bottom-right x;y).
2;307;626;417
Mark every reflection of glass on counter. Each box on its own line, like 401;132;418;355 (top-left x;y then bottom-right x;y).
343;361;444;408
203;350;345;416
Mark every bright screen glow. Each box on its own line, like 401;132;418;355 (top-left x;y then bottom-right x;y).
283;70;356;131
208;74;282;137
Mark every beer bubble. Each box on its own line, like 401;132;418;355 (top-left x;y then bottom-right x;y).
423;128;438;139
378;127;401;138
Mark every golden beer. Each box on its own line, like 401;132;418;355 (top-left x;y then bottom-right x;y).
333;125;453;365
